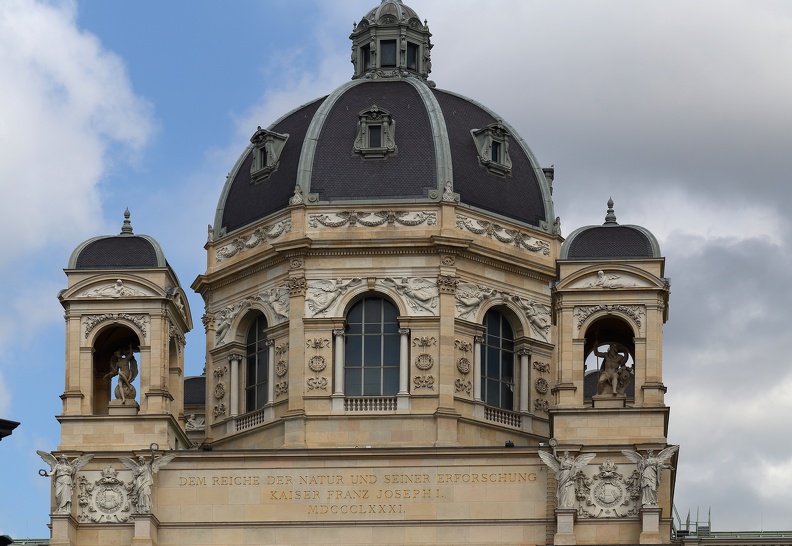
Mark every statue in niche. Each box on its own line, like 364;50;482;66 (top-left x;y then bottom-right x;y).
594;341;630;396
185;414;205;431
538;450;596;508
120;450;176;514
37;451;94;514
621;447;678;507
103;345;139;404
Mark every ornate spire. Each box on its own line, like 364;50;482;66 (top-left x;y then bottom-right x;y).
120;208;134;235
604;198;618;225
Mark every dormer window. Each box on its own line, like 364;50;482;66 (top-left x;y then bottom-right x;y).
471;121;513;176
406;42;419;70
381;40;397;67
249;127;289;182
353;105;396;159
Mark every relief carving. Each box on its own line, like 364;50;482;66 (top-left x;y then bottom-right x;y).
77;467;131;523
455;282;496;320
285;276;308;297
587;271;635;289
380;277;439;315
306;278;362;317
83;314;149;340
215;219;291;263
80;279;148;298
574;305;644;330
436;274;458;294
214;300;251;346
512;296;551;341
257;287;290;324
308;210;436;229
456;215;550;255
37;451;94;514
538;450;596;509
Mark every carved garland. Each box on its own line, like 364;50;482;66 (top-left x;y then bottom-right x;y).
83;314;149;339
308;210;437;229
306;337;330;391
574;305;645;329
454;339;473;395
215;219;292;263
456;215;550;255
275;343;289;396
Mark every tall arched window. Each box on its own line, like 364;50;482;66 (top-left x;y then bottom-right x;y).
245;315;269;412
482;309;515;410
345;296;400;396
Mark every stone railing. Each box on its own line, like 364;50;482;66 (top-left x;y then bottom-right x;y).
344;396;398;412
484;406;522;428
235;407;268;431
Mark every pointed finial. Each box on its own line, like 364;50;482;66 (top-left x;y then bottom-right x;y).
604;198;618;224
121;208;134;235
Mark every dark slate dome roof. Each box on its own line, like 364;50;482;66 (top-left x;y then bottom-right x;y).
68;210;168;269
215;78;554;236
561;199;661;260
213;0;555;237
184;375;206;406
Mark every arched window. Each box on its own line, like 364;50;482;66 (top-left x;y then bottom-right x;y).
482;309;515;410
245;315;269;412
345;296;400;396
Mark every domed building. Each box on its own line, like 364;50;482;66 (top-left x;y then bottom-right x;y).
44;2;678;545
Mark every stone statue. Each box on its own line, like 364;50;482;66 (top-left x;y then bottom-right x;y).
538;450;596;508
119;451;176;514
289;184;304;205
593;342;630;396
37;451;94;514
82;279;145;298
621;447;678;507
103;345;139;404
306;278;362;317
588;270;629;289
441;181;458;202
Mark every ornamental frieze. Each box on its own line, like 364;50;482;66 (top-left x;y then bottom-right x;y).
379;277;439;316
83;314;149;340
455;215;550;255
574;305;645;330
215;219;291;263
308;210;437;229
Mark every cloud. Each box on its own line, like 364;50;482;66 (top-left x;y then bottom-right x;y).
0;0;154;266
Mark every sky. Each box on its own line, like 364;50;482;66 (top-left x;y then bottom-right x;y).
0;0;791;537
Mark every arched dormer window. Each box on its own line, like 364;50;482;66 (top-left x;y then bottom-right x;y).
245;315;269;412
482;309;515;410
344;296;400;396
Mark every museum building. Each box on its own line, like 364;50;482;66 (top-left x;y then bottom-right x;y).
39;1;687;544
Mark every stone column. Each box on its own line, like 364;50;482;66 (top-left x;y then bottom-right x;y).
331;328;345;411
473;335;483;402
266;340;275;404
228;353;242;417
518;348;531;414
397;328;410;410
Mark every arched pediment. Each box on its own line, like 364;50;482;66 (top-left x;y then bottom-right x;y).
555;264;666;291
62;274;165;300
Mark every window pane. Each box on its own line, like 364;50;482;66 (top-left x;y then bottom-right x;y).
363;336;382;366
491;141;501;163
362;44;371;70
346;368;362;396
257;384;268;407
502;319;514;339
369;125;382;148
501;385;513;410
246;356;257;384
365;297;382;320
381;40;397;66
407;42;418;70
383;301;398;323
486;348;500;377
383;367;399;395
348;301;363;323
345;336;362;367
347;322;362;335
486;380;499;406
364;321;382;334
383;334;399;362
363;368;382;395
501;357;513;382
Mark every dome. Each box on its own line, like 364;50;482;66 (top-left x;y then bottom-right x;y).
68;209;168;269
213;1;554;238
560;199;661;259
363;0;421;23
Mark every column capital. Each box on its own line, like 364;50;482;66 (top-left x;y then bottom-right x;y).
398;328;411;336
265;340;275;347
517;348;532;357
228;353;244;362
332;328;345;338
474;335;484;344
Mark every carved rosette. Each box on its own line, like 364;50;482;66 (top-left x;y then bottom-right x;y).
290;257;304;269
78;467;132;523
441;255;455;266
215;219;291;263
454;339;473;396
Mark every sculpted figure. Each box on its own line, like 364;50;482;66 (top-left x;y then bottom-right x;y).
306;278;362;317
185;414;205;431
259;287;290;323
512;296;551;341
214;300;250;345
455;282;495;320
289;184;304;205
622;446;678;507
382;277;439;314
37;451;94;514
594;342;629;396
103;345;139;403
441;181;458;203
120;452;176;514
588;270;628;289
538;450;596;508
